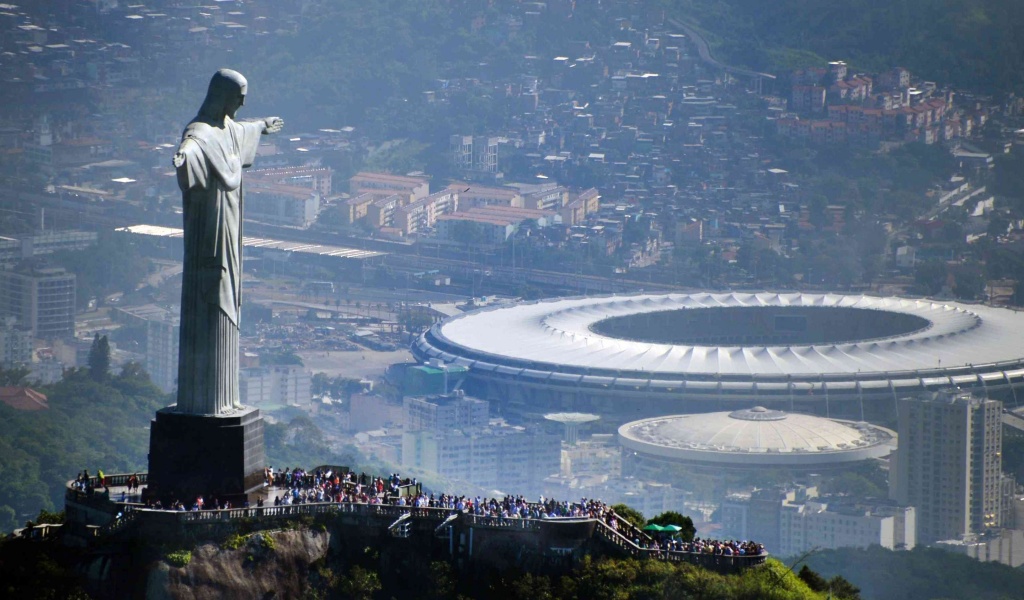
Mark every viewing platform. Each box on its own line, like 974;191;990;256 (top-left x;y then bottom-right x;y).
61;470;767;574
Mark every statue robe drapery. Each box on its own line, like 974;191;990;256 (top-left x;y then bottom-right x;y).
174;116;264;415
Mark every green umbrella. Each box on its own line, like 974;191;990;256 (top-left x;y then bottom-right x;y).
663;524;683;532
643;524;665;532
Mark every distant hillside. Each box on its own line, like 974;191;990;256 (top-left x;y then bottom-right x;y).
667;0;1024;93
798;545;1024;600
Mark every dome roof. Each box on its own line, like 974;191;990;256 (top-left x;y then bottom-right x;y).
618;409;895;467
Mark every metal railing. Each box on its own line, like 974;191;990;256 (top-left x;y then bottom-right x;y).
593;519;767;568
462;513;542;531
64;473;765;570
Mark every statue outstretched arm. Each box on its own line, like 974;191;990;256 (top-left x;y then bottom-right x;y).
263;117;284;134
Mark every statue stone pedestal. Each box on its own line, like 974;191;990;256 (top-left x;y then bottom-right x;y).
147;406;265;503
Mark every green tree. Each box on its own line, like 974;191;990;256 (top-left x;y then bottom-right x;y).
826;575;862;600
0;364;30;386
426;561;456;600
611;503;645;530
32;508;65;525
87;334;110;382
647;511;696;542
451;220;485;246
337;565;381;600
398;310;434;333
797;565;828;592
913;260;949;296
509;572;553;600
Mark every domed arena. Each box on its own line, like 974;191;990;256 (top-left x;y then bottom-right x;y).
618;407;896;470
412;292;1024;420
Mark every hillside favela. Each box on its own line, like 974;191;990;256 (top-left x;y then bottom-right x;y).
5;1;1024;599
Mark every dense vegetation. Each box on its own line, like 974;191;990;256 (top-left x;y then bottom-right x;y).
0;363;166;533
287;541;857;600
799;545;1024;600
0;359;369;534
665;0;1024;94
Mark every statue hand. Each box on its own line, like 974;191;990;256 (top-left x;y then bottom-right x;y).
172;151;186;168
264;117;284;134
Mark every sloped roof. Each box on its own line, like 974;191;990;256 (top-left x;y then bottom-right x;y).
0;387;49;411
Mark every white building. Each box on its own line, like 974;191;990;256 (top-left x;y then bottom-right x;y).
29;357;64;385
240;365;312;409
0;316;33;366
145;315;180;394
720;486;915;555
778;495;916;556
891;391;1004;544
402;422;560;495
0;230;97;264
403;392;489;432
113;305;179;394
246;182;321;228
936;529;1024;568
436;214;517;245
349;171;429;200
394;189;459;235
560;435;621;478
0;267;76;340
615;480;691;518
450;135;500;174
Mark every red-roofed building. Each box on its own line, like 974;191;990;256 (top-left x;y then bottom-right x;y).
0;387;49;411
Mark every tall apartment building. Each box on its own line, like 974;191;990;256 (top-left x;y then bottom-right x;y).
402;424;560;495
146;315;180;394
0;316;33;366
0;267;75;340
240;365;312;408
891;391;1004;544
403;392;489;432
113;305;179;394
450;135;500;174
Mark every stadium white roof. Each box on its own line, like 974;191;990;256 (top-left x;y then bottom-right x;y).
425;292;1023;377
618;407;895;466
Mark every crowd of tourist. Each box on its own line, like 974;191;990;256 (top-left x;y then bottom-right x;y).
266;468;415;505
86;465;764;559
637;535;765;558
71;470;98;494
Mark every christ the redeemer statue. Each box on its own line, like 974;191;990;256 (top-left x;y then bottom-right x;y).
172;69;283;415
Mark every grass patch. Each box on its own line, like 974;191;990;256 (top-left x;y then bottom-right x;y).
165;550;192;568
222;532;248;550
260;532;276;551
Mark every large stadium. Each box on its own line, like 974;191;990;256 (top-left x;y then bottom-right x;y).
412;292;1024;420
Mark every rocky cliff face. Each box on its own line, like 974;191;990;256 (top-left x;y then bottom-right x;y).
146;529;331;600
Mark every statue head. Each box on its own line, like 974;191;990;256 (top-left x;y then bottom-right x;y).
198;69;248;122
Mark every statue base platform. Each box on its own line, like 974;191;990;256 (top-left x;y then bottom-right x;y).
147;406;265;504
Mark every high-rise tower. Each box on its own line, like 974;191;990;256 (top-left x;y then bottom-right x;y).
891;391;1003;544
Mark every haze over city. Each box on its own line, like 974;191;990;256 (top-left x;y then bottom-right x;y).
3;1;1024;599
